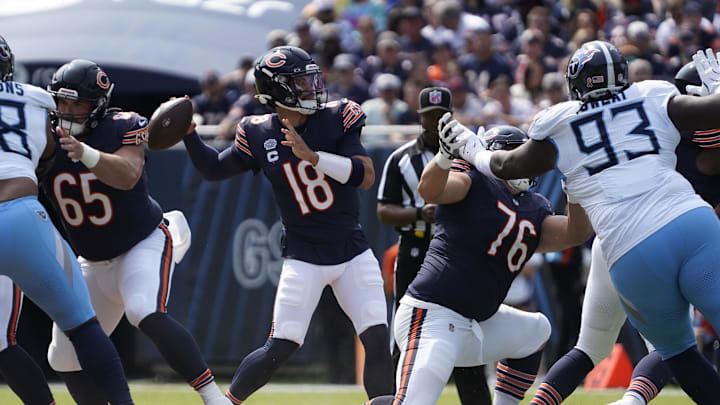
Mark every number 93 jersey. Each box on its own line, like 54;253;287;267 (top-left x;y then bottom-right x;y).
43;110;163;262
529;80;707;266
0;82;55;183
230;98;369;265
408;160;553;322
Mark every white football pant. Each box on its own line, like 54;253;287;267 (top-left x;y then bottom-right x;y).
392;295;551;405
269;249;387;345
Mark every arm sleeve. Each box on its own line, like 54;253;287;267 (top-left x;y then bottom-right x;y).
337;99;369;157
377;153;403;203
690;128;720;148
183;131;252;180
450;158;472;173
120;113;149;145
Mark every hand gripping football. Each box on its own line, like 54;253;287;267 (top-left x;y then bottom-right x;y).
147;97;193;150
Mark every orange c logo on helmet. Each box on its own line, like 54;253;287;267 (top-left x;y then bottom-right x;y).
96;71;110;89
265;51;287;68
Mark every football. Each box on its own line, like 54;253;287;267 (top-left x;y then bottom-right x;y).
147;97;193;151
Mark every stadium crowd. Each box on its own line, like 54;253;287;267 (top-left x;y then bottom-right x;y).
191;0;720;144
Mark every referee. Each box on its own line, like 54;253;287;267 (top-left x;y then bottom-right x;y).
376;87;490;405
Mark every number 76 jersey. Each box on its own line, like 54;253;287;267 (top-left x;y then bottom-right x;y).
529;80;707;266
230;99;370;265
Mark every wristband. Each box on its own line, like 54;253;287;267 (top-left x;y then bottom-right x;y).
468;149;498;179
80;143;101;169
314;151;352;183
416;207;422;220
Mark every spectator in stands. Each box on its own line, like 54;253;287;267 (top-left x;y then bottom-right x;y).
621;21;667;78
216;73;272;140
341;0;387;31
479;74;535;129
420;0;489;53
307;0;355;52
628;58;653;83
397;6;433;58
287;19;315;54
360;36;411;83
361;73;409;128
266;29;288;49
536;72;567;110
447;77;484;128
191;69;238;126
221;55;254;96
512;58;545;103
656;0;716;54
351;15;378;59
458;22;512;91
327;53;370;104
517;28;556;74
314;23;344;70
426;37;457;83
397;79;425;124
524;6;568;60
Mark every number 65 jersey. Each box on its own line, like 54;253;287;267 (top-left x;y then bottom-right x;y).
529;80;708;267
230;99;369;265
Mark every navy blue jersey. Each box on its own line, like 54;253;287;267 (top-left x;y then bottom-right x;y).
230;98;370;265
408;159;553;321
43;110;163;261
677;131;720;207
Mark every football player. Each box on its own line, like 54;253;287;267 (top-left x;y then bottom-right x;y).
0;36;133;405
366;126;594;405
39;60;228;405
442;41;720;403
182;46;394;403
526;61;720;405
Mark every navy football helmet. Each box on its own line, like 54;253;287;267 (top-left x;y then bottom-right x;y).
566;41;628;102
0;35;13;82
485;125;537;192
674;61;700;95
48;59;114;136
254;46;327;115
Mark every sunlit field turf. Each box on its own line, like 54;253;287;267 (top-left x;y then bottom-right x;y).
0;382;695;404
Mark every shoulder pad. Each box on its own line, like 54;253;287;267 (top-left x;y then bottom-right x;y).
108;111;149;146
22;84;56;110
326;98;365;133
632;80;679;99
528;101;580;141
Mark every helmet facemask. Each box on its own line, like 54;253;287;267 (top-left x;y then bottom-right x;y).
487;131;537;193
271;71;327;115
54;85;113;137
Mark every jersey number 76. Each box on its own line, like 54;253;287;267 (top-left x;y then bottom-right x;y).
487;201;537;273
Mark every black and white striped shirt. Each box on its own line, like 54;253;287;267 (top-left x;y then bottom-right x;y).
377;136;437;235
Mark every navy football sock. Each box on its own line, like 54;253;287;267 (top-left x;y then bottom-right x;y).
359;324;395;398
495;351;541;404
530;348;594;404
138;312;214;389
665;346;720;405
226;338;298;403
624;351;671;404
0;345;55;405
68;319;133;405
454;366;492;405
59;371;108;405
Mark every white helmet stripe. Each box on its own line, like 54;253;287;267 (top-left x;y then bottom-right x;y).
596;41;615;89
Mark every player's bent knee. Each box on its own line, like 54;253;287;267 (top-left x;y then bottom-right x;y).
48;340;81;372
124;295;155;327
274;321;306;345
534;313;552;350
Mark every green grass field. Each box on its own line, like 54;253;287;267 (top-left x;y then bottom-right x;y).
0;383;695;405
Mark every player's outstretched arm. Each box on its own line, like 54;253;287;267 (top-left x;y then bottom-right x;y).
535;202;593;253
57;126;144;190
488;139;557;180
183;130;248;181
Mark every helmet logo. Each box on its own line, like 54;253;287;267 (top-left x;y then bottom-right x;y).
265;51;287;68
96;71;110;89
567;48;600;79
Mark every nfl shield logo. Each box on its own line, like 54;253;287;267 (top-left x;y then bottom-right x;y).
429;90;442;105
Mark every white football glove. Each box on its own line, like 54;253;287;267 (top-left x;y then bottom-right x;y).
435;112;473;169
689;49;720;96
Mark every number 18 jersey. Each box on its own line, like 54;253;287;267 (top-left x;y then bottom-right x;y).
529;80;707;266
0;81;55;183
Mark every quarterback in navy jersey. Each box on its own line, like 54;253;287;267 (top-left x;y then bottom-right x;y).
39;60;229;405
368;126;593;405
182;46;393;403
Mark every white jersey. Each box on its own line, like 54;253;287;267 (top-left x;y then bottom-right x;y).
0;81;56;183
528;80;708;266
